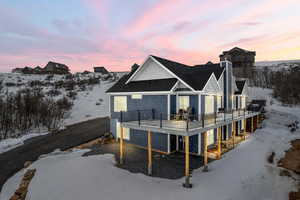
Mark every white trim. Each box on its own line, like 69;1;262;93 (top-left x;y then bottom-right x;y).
167;94;170;120
150;56;196;92
167;134;170;154
107;91;172;95
125;56;152;84
170;81;179;92
202;73;221;94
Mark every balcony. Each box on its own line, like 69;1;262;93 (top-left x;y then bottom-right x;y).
120;109;260;136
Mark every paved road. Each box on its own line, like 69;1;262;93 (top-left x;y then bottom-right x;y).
0;117;110;192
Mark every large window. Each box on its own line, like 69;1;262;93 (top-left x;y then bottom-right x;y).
207;129;214;146
117;122;130;140
178;96;189;110
217;96;222;110
241;96;246;109
205;95;214;114
114;96;127;112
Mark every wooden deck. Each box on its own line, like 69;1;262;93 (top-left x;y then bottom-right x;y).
123;111;260;136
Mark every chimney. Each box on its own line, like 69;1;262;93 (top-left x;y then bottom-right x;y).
220;60;233;111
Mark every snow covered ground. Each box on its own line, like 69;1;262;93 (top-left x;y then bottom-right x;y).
0;131;48;154
0;87;299;200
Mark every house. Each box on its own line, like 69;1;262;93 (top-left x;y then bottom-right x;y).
220;47;256;78
106;55;261;187
12;68;23;73
94;66;109;74
44;61;70;74
34;66;43;74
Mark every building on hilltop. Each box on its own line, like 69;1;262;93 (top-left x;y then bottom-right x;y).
94;66;109;74
44;61;70;74
219;47;256;78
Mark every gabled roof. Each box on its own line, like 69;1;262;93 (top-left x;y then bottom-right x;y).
106;55;225;93
235;80;246;95
151;55;224;91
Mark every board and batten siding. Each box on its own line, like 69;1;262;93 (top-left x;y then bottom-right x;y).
131;58;173;81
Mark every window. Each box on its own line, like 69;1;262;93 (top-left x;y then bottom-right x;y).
217;96;222;110
207;129;214;145
114;96;127;112
205;95;214;114
116;122;130;140
178;96;189;110
241;96;246;109
131;94;142;99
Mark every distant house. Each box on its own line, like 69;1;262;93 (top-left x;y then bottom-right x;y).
44;61;70;74
22;67;34;74
12;68;23;73
94;66;109;74
34;66;43;73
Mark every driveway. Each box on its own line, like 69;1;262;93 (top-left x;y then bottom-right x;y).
0;117;110;192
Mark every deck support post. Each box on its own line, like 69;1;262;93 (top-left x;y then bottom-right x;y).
256;115;259;129
232;122;235;148
147;130;152;175
120;126;124;165
251;117;254;133
203;131;209;172
183;135;192;188
243;119;247;140
217;127;222;159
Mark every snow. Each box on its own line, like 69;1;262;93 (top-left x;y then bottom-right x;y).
1;87;299;200
255;60;300;72
0;131;48;154
64;81;113;125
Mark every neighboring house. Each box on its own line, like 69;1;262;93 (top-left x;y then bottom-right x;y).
220;47;256;78
12;68;23;73
94;66;109;74
44;61;70;74
34;66;43;73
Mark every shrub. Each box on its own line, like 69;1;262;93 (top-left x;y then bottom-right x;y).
46;89;62;97
67;91;77;100
5;82;16;87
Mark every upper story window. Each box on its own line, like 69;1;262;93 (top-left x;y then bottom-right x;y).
114;96;127;112
217;96;222;110
205;95;214;114
178;96;189;110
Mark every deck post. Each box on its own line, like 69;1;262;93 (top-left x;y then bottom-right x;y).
203;131;208;172
232;122;235;148
183;135;192;188
256;115;259;129
147;130;152;175
120;126;124;165
251;117;254;133
243;119;247;140
217;127;222;159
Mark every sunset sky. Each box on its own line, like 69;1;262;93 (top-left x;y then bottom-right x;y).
0;0;299;72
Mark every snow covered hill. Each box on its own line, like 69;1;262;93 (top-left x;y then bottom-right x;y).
255;59;300;71
0;72;125;126
0;87;299;200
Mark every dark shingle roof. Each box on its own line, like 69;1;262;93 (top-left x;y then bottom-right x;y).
106;78;177;93
151;55;224;90
106;55;225;93
235;80;246;95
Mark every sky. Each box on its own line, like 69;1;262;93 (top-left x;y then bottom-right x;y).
0;0;299;72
